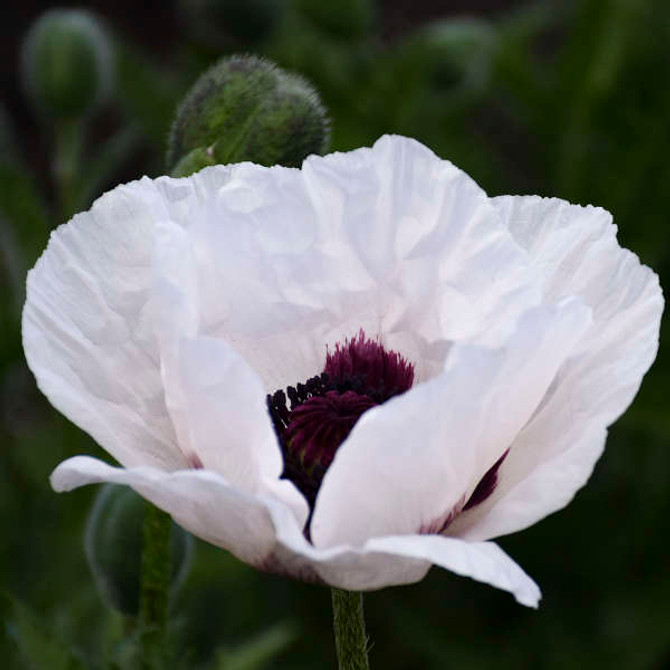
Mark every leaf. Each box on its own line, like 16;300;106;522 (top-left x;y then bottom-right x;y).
113;39;182;156
4;596;88;670
0;164;50;258
0;163;50;316
213;622;298;670
75;124;142;217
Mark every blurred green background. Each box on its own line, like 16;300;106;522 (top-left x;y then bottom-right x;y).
1;0;669;668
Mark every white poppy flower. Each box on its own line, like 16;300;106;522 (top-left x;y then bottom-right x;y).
23;136;662;608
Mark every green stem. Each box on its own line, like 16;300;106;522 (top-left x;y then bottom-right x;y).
139;502;171;665
331;589;370;670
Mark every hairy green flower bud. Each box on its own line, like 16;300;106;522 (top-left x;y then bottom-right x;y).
178;0;286;48
21;9;113;120
85;484;193;616
167;55;329;172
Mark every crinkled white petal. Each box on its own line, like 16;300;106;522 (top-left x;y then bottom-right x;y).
449;196;663;541
300;136;541;354
150;220;199;459
311;299;591;548
23;179;183;470
149;219;289;496
51;457;539;607
152;135;539;389
22;181;291;492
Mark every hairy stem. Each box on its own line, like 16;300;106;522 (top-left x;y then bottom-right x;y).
139;502;171;665
331;589;370;670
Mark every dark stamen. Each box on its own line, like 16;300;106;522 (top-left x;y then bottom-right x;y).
267;330;416;527
325;329;414;402
464;449;510;510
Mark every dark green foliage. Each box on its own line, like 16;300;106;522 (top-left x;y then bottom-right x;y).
399;19;498;98
178;0;287;48
5;597;87;670
114;41;182;154
214;622;298;670
293;0;375;40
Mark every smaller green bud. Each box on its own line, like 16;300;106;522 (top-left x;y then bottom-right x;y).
167;55;329;171
177;0;286;48
21;9;114;120
85;484;193;616
402;19;498;97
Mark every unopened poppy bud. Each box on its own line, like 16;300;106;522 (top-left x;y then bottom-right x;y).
167;55;329;171
178;0;286;48
20;9;113;120
84;484;193;616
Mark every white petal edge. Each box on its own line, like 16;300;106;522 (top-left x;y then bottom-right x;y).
52;456;539;607
51;455;307;564
23;179;184;470
449;195;663;541
367;536;540;607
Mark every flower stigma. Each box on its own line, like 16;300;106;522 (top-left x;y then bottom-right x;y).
267;330;415;512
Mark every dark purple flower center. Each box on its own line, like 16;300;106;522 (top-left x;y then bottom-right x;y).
266;329;508;534
324;330;415;400
267;330;414;507
284;391;378;470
